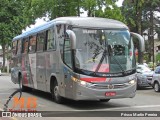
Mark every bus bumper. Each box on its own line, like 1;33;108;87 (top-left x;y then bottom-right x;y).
73;84;136;100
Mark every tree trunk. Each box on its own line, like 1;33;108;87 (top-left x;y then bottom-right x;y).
150;11;154;69
77;0;80;16
136;2;143;63
2;44;6;72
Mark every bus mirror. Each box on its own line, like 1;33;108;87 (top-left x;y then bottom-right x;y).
66;30;76;49
130;32;145;52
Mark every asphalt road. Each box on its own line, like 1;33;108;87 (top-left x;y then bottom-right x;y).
0;74;160;120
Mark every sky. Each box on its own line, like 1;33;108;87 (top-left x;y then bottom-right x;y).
23;0;124;32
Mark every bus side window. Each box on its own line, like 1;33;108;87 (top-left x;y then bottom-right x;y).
12;41;17;56
63;33;72;68
29;35;37;53
37;32;46;52
47;28;55;50
23;38;29;54
17;40;22;54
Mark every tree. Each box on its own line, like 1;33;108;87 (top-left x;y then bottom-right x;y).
81;0;125;22
122;0;160;63
31;0;80;19
0;0;34;70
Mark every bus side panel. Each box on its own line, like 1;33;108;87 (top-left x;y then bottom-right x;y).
53;24;66;97
36;52;46;91
45;51;59;92
11;54;21;84
21;54;32;87
28;53;37;89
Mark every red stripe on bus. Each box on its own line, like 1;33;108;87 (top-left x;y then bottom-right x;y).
80;78;106;82
23;72;28;85
21;58;28;85
108;78;112;82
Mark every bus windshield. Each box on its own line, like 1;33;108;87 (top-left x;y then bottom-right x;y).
73;28;136;74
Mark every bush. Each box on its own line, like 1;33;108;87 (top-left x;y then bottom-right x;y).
156;53;160;63
148;62;156;70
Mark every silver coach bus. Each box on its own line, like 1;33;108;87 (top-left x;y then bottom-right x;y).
11;17;144;103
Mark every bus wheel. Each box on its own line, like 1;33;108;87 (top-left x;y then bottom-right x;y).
19;75;28;92
51;81;64;103
100;99;110;102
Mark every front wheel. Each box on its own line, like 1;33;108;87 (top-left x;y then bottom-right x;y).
51;81;64;103
19;75;30;92
154;82;160;92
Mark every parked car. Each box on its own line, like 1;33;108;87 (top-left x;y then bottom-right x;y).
151;66;160;92
0;69;1;76
136;64;153;88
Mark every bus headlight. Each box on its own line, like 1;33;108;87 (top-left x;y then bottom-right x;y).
80;81;87;86
129;80;136;84
71;76;92;87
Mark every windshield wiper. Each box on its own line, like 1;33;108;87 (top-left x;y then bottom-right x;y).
94;49;107;73
94;39;126;76
94;34;108;73
108;46;126;75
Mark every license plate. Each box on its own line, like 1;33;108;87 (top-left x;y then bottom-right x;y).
105;92;116;96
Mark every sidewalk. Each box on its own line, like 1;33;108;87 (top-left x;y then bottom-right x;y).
0;72;11;76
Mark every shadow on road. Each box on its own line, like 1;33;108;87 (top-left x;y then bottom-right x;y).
23;88;130;110
137;87;153;90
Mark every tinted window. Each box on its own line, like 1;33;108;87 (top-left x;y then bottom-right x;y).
63;33;72;68
17;40;22;54
23;38;29;53
47;29;55;50
29;35;37;53
37;32;46;52
12;41;17;55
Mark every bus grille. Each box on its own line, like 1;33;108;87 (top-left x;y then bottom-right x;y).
90;84;128;89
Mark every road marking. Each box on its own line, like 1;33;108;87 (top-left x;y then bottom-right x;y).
48;105;160;111
90;105;160;111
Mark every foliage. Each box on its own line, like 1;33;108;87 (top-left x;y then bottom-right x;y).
0;0;34;70
31;0;80;19
156;53;160;63
122;0;160;63
143;53;149;62
122;0;160;34
1;0;159;71
30;0;125;22
148;62;156;69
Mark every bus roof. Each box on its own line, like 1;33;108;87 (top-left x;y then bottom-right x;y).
13;17;128;41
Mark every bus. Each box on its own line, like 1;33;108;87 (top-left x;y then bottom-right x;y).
11;17;145;103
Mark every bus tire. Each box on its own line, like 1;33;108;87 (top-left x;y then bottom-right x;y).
19;75;28;92
51;80;64;104
100;99;110;102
